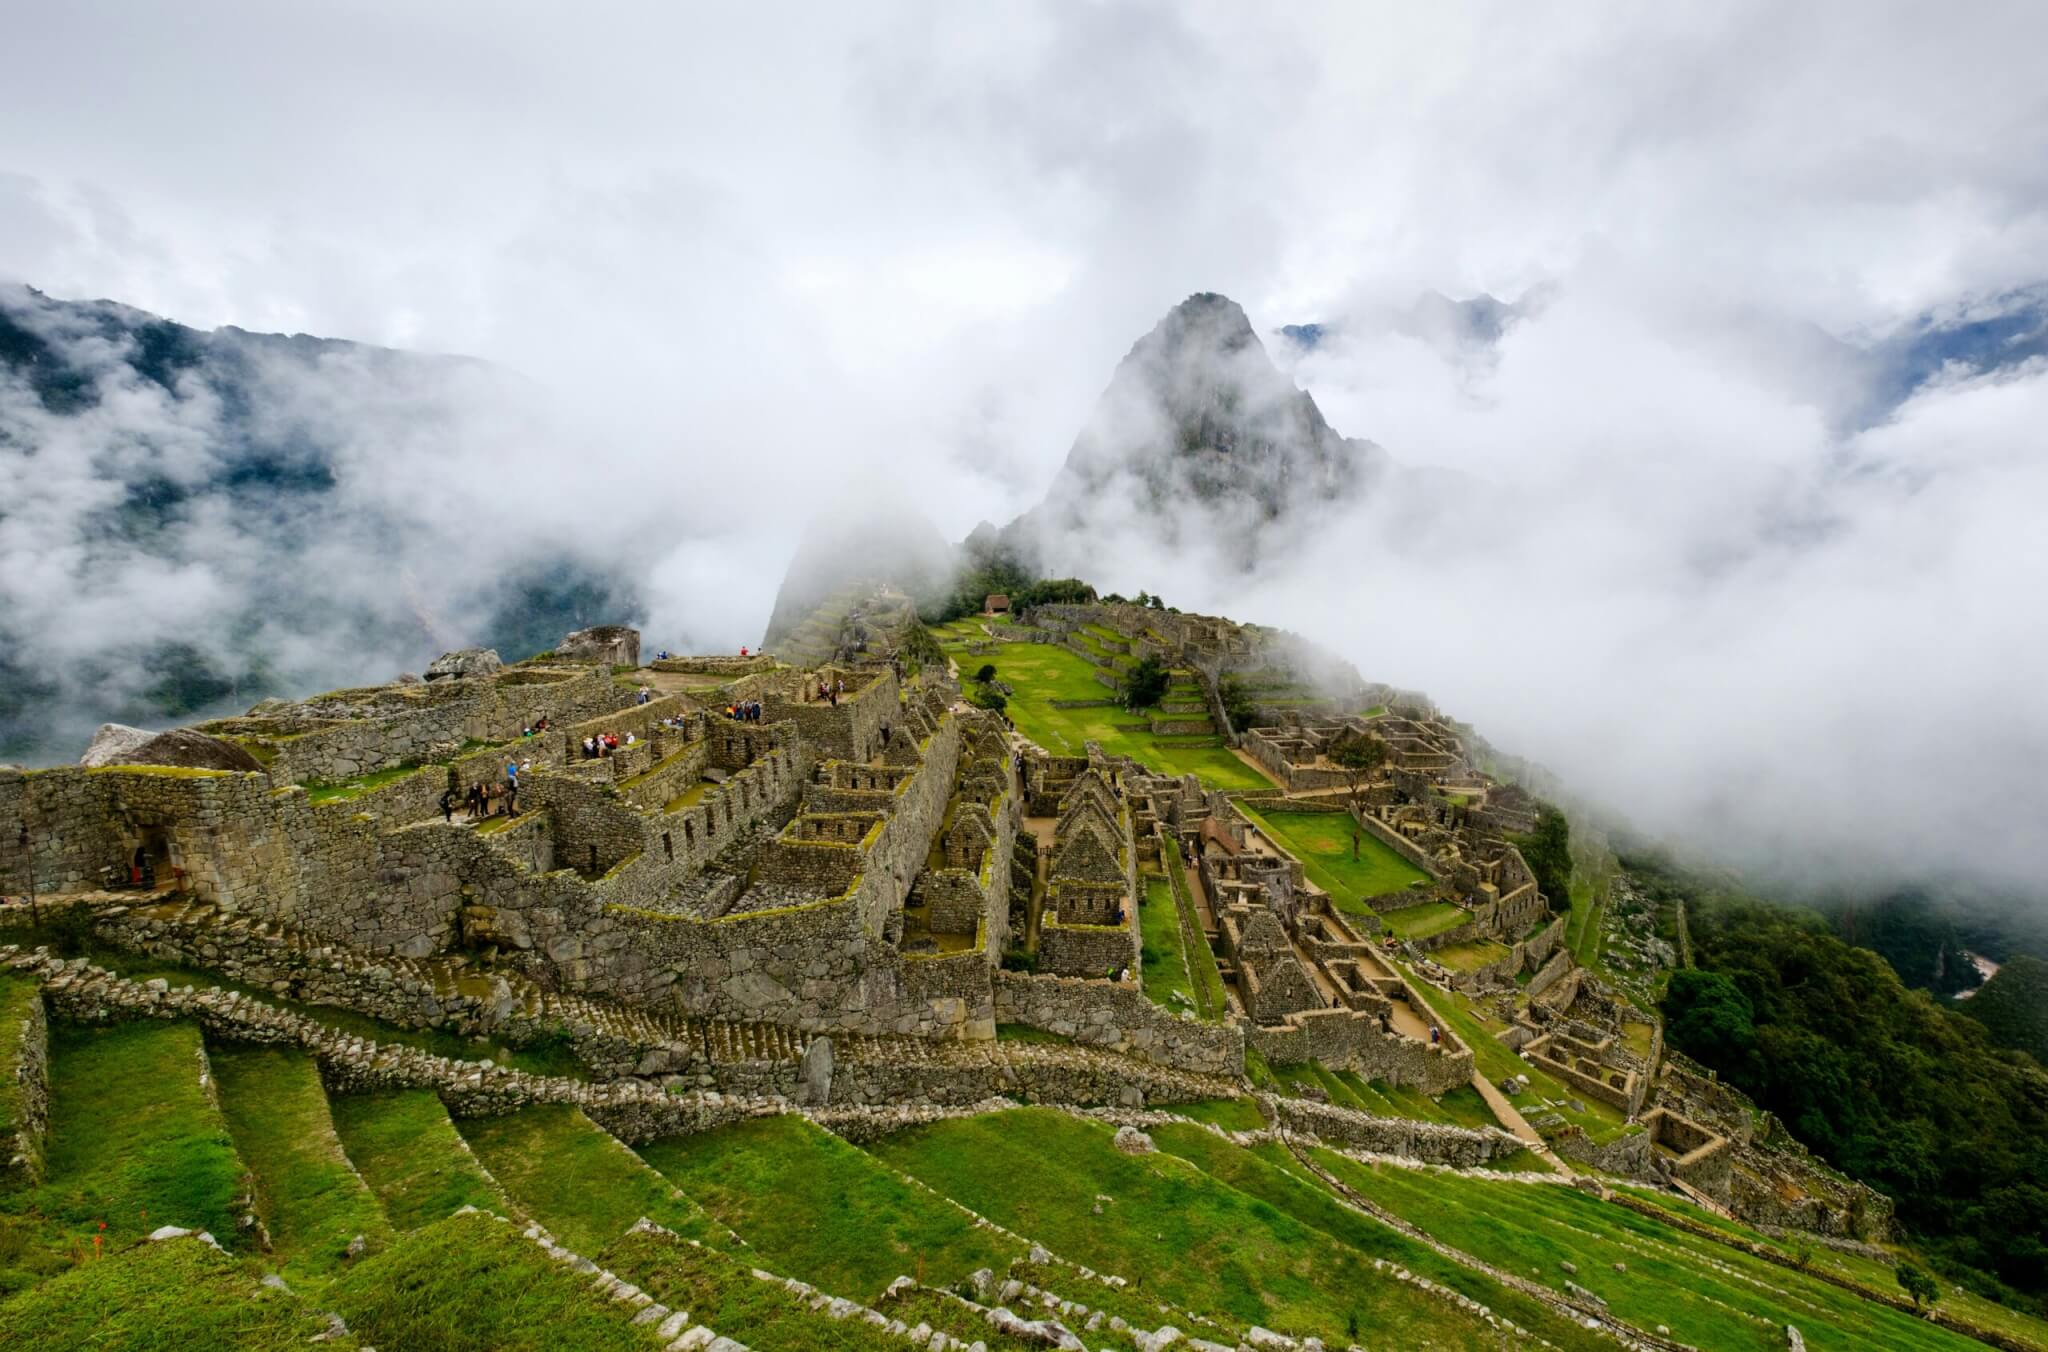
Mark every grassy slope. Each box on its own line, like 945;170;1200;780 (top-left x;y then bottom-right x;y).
1138;876;1197;1014
1234;805;1429;922
636;1113;1022;1301
935;630;1271;790
0;1235;358;1350
329;1089;514;1231
0;1021;244;1294
328;1209;665;1351
601;1224;914;1352
864;1106;1538;1348
209;1046;393;1286
456;1104;721;1255
1319;1151;1980;1352
1145;1123;1605;1349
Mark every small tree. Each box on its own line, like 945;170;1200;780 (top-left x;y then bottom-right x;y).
1218;674;1256;729
1897;1261;1939;1310
1328;729;1387;856
973;663;997;684
1122;655;1170;710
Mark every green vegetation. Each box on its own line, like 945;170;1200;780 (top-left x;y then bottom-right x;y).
1167;1096;1268;1131
1139;876;1197;1015
1233;804;1429;921
1315;1150;1982;1351
1431;938;1512;971
929;629;1271;790
304;763;422;803
329;1209;663;1350
1510;803;1573;911
1381;901;1472;940
868;1107;1591;1348
637;1113;1023;1299
602;1224;912;1352
0;1021;243;1294
328;1089;514;1231
1960;953;2048;1063
1162;835;1229;1019
209;1046;393;1285
1637;852;2048;1307
0;1234;357;1350
1120;653;1170;708
456;1105;721;1256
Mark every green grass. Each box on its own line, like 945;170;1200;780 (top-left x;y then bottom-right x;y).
456;1105;721;1256
1314;1151;1984;1351
304;763;423;802
328;1209;665;1350
0;1021;244;1295
879;1285;1052;1352
636;1114;1023;1300
1381;900;1471;940
602;1224;914;1352
1139;877;1198;1016
1233;806;1429;922
0;1233;359;1349
1163;836;1229;1021
209;1046;393;1286
1167;1097;1268;1131
0;976;38;1175
1144;1123;1606;1348
938;636;1271;790
1432;938;1513;971
865;1106;1556;1348
329;1089;514;1231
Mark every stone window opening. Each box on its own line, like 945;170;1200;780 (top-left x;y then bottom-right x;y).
662;831;673;862
684;819;695;847
588;844;599;874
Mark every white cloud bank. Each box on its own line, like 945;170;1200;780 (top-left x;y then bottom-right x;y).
2;1;2045;888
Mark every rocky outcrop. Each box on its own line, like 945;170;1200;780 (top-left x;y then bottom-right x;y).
557;626;641;668
79;724;265;773
423;647;503;681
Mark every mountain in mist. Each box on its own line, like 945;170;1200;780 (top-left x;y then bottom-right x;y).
999;291;1388;573
0;284;641;764
759;509;957;664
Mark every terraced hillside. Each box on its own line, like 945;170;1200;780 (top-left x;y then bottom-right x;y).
1;948;2044;1351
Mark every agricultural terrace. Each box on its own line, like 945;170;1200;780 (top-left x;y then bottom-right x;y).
929;619;1274;791
1234;803;1432;922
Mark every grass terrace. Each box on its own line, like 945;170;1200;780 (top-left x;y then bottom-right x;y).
637;1114;1024;1300
328;1089;515;1232
304;763;423;804
1381;901;1471;940
1315;1152;1987;1352
1233;804;1430;923
1138;875;1198;1016
456;1105;722;1256
931;628;1273;790
1430;938;1512;971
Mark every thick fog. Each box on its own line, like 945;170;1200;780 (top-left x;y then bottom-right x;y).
3;2;2046;888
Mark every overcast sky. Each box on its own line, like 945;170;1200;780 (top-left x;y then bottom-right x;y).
5;1;2047;889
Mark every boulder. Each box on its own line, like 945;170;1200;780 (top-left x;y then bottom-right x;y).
800;1036;835;1107
424;647;502;681
80;724;266;773
558;625;641;668
1112;1126;1155;1155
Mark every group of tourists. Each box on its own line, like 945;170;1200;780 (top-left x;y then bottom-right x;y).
442;759;529;823
582;731;636;758
517;716;551;738
726;700;764;721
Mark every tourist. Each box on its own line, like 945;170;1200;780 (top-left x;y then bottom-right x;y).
439;787;456;823
583;735;597;759
466;784;483;819
1429;1023;1440;1045
636;686;651;706
504;779;520;818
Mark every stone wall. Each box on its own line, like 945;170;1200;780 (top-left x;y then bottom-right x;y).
992;970;1244;1076
1266;1095;1523;1167
0;977;48;1184
1247;1006;1474;1095
1038;920;1138;980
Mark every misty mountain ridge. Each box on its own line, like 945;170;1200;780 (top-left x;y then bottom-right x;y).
998;291;1388;574
0;283;643;763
